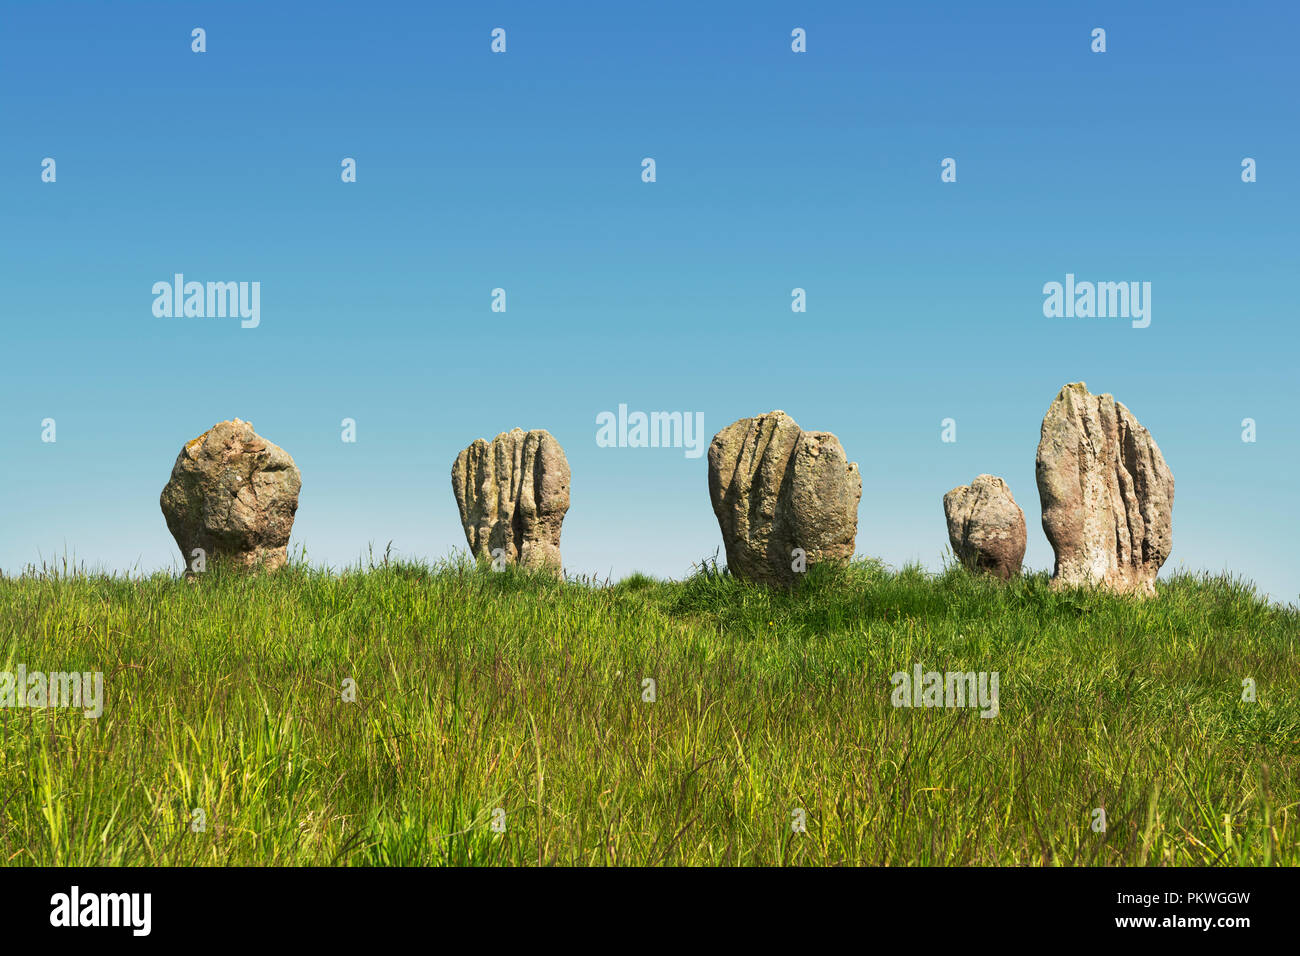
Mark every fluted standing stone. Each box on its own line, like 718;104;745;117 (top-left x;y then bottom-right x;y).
707;410;861;587
451;428;570;573
1035;382;1174;596
160;419;301;572
943;475;1026;580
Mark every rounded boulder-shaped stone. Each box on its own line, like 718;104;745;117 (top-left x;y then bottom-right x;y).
707;410;861;587
943;474;1026;580
160;419;301;572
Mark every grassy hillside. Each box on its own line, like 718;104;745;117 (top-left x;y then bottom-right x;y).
0;555;1296;866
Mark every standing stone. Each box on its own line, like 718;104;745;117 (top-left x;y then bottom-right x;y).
1035;382;1174;596
160;419;301;572
707;410;861;587
451;428;570;573
943;475;1026;580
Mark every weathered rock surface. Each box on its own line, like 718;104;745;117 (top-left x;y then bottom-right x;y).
943;474;1026;580
451;428;570;572
707;410;861;587
1035;382;1174;596
160;419;301;572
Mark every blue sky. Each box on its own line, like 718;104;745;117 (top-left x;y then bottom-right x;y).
2;1;1296;603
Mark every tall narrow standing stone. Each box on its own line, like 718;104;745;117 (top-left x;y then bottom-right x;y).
451;428;570;573
1035;382;1174;596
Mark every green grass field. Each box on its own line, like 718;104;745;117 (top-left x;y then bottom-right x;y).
1;554;1296;866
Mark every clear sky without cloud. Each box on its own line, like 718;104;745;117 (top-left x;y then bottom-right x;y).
1;1;1296;604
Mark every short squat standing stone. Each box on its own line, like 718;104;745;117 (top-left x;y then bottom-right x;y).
159;419;302;572
451;428;570;573
707;410;861;587
1035;382;1174;596
943;474;1026;580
